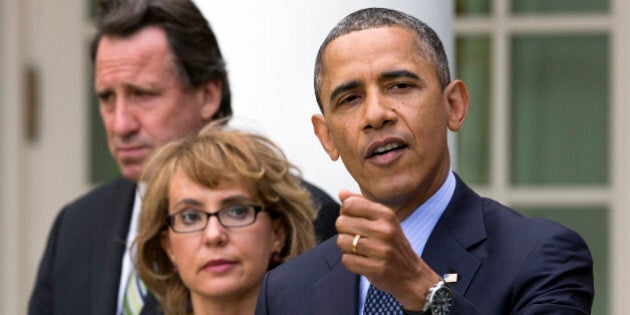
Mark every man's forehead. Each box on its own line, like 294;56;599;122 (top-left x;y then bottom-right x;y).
323;27;420;67
100;31;170;71
322;28;425;77
95;29;180;85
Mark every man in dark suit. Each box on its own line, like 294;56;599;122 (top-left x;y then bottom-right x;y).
27;0;338;314
255;8;594;315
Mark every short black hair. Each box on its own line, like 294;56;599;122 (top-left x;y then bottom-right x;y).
313;7;450;112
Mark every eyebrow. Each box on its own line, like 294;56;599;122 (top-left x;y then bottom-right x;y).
328;69;424;104
124;83;158;93
221;195;254;205
171;194;254;210
379;69;421;82
172;198;204;209
329;80;361;104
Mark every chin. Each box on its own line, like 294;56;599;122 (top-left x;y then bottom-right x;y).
366;180;415;203
116;156;148;180
120;168;142;182
196;282;252;299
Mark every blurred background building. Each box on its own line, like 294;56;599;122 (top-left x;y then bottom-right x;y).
1;0;627;314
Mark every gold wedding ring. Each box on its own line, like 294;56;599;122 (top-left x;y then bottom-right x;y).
352;234;362;254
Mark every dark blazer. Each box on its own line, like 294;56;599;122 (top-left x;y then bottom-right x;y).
255;176;594;315
28;177;339;315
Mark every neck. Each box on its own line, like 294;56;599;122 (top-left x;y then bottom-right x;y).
389;163;451;221
191;291;258;315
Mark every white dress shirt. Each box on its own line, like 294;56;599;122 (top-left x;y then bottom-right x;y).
116;184;145;314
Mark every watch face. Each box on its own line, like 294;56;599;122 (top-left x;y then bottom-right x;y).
431;286;453;315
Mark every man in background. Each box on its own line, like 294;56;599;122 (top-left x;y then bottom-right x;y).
28;0;338;314
256;7;593;314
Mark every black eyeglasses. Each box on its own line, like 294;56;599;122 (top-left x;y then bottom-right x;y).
165;204;264;233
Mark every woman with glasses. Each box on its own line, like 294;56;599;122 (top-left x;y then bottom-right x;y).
134;120;317;315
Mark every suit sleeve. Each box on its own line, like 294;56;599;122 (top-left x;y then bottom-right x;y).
511;227;594;314
446;224;593;314
450;225;593;314
301;180;340;242
28;208;66;314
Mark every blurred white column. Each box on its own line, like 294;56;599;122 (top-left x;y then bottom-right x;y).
0;0;25;313
612;0;630;313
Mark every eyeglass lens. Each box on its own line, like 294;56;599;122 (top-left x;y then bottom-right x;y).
169;204;260;233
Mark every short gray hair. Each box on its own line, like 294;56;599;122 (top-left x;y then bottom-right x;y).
313;7;451;112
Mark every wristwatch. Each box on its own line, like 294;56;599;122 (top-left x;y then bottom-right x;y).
403;279;453;315
423;279;453;315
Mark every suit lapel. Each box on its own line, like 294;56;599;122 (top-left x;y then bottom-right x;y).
308;175;487;313
90;178;137;314
422;175;486;295
312;243;359;314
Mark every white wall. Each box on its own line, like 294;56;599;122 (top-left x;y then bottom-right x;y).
196;1;453;200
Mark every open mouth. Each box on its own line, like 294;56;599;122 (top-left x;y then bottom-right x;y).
367;142;407;159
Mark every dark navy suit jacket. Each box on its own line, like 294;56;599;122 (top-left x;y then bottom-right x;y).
28;177;339;315
255;176;594;314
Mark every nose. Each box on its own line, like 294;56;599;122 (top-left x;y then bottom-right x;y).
362;91;397;130
202;216;228;247
110;98;141;138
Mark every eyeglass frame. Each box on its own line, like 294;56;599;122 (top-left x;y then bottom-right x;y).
164;204;265;233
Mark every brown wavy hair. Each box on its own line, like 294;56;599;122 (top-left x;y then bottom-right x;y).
134;119;316;314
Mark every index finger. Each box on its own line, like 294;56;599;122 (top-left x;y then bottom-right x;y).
338;189;359;203
339;192;395;221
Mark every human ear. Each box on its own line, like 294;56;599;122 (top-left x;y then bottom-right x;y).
199;80;222;120
160;231;177;264
311;114;340;161
271;219;287;254
443;80;469;132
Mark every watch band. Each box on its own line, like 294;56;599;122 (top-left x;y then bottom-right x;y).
403;278;453;315
402;308;430;315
